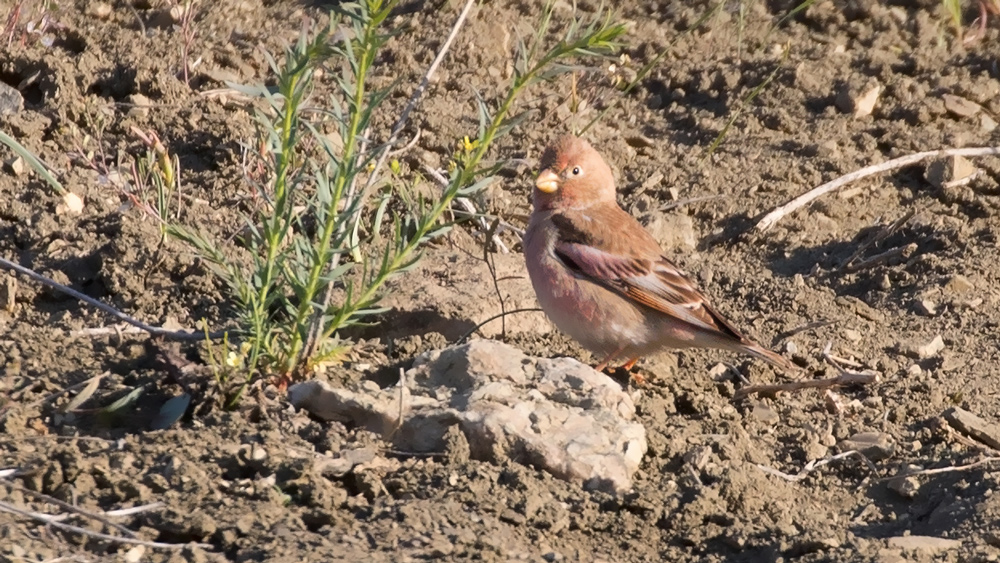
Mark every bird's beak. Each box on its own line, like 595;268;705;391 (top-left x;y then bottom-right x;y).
535;170;560;193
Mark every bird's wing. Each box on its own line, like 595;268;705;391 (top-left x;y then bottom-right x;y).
547;207;751;341
554;240;745;336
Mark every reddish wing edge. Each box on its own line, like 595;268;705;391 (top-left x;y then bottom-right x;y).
554;241;746;341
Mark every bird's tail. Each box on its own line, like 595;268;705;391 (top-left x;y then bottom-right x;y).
740;341;799;373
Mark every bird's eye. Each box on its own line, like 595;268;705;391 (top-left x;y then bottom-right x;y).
571;167;581;175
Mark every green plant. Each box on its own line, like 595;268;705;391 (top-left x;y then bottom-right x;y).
942;0;964;39
170;0;625;396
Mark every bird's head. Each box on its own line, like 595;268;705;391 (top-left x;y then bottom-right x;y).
533;135;616;210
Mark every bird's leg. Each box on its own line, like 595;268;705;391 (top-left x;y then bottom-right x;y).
620;357;647;385
593;346;626;372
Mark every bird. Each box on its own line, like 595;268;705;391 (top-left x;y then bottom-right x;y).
522;135;796;377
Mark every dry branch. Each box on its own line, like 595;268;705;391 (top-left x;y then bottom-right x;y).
0;256;225;341
735;371;876;399
0;500;212;551
755;147;1000;232
757;450;879;482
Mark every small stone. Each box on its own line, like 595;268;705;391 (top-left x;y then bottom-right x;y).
124;546;145;563
127;93;153;118
169;3;189;22
785;340;798;354
843;329;861;342
500;509;526;526
904;335;945;359
915;299;937;316
925;156;977;189
943;407;1000;450
0;80;23;115
3;156;24;176
944;274;974;294
836;79;881;117
838;432;895;461
752;402;779;424
980;113;998;133
888;464;922;499
942;94;981;117
89;2;112;18
886;535;961;553
57;192;84;215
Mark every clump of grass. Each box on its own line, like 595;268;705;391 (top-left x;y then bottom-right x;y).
942;0;964;40
170;0;625;401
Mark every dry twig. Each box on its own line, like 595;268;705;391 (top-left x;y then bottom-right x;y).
736;342;877;399
757;450;879;482
883;457;1000;480
0;257;224;341
364;0;476;194
755;147;1000;232
735;371;876;399
0;500;212;550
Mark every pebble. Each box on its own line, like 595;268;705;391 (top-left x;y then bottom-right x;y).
3;156;24;176
925;156;977;189
838;432;895;461
89;2;112;18
127;93;153;118
904;335;944;359
981;113;998;133
0;81;23;115
944;274;974;294
836;80;881;117
943;407;1000;450
887;464;921;499
942;94;981;117
914;298;937;316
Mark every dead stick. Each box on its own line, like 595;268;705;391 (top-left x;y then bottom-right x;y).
757;449;879;482
0;257;225;341
755;147;1000;232
840;208;916;270
842;243;917;273
0;479;143;536
735;372;876;399
883;457;1000;480
0;500;212;550
363;0;476;194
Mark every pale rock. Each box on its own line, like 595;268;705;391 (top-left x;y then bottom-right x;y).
837;80;881;117
89;2;112;19
888;464;922;499
838;431;895;461
886;536;961;553
982;113;998;133
127;93;153;118
925;155;977;189
3;156;24;176
0;80;23;116
942;94;981;117
914;298;937;316
943;274;974;294
289;340;647;493
903;335;944;359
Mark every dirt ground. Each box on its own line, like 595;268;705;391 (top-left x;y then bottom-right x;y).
3;0;1000;561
